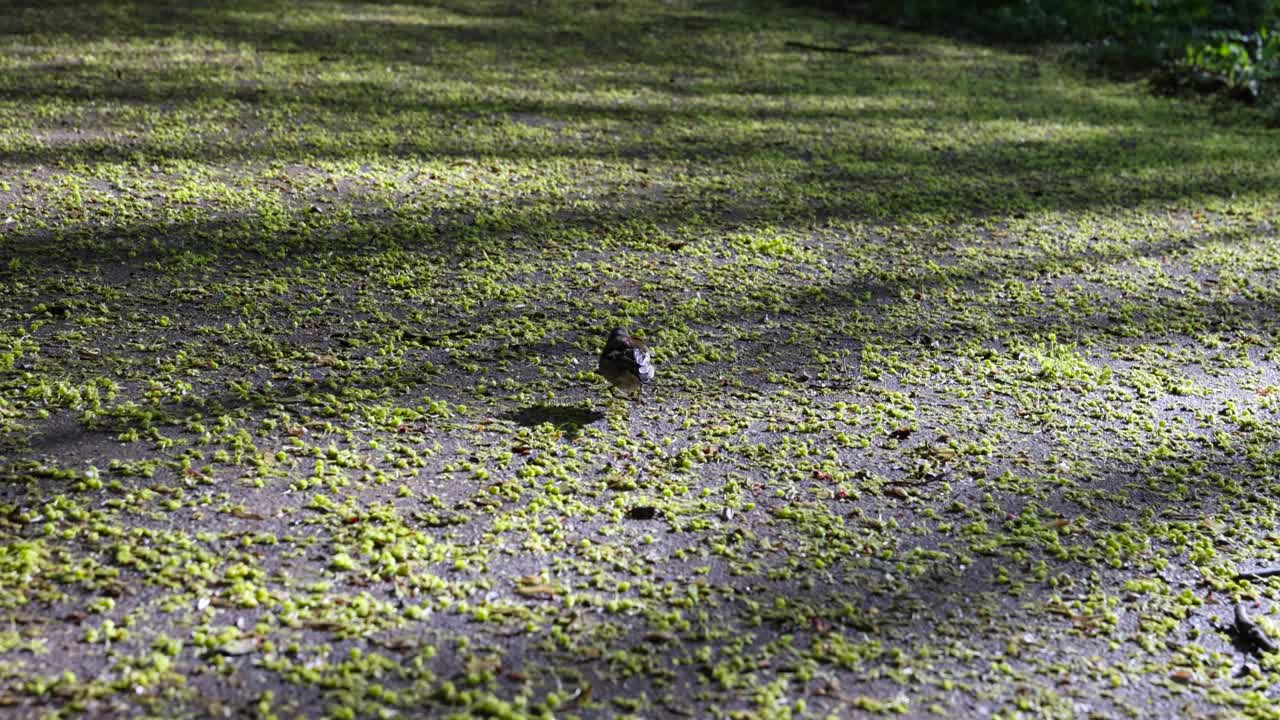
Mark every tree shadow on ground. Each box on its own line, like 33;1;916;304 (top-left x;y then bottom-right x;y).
1;1;1275;231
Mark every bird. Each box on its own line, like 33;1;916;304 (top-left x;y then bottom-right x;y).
597;328;654;400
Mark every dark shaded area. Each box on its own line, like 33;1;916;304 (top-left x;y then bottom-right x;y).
796;0;1280;114
503;403;605;438
808;0;1273;44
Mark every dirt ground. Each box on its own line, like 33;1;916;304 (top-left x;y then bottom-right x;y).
4;1;1280;718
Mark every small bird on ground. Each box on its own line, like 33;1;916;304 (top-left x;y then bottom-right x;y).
597;328;654;400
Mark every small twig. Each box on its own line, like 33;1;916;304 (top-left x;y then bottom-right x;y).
1234;602;1279;654
1235;567;1280;581
784;41;913;57
784;41;857;54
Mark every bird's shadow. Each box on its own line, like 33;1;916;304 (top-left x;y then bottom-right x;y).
503;403;605;439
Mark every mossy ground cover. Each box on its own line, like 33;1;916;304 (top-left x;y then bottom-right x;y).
3;1;1280;718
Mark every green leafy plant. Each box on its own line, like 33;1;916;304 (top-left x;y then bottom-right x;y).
1182;26;1280;98
816;0;1280;116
